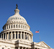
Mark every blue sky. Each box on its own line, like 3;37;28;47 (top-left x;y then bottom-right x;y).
0;0;54;48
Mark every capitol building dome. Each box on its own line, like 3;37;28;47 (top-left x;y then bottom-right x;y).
1;4;33;42
7;9;27;24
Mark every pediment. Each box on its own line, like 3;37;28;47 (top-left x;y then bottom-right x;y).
37;41;49;48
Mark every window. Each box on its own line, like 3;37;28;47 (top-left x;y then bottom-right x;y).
22;32;24;39
19;33;20;39
13;32;14;39
11;25;12;28
4;33;5;39
19;25;20;28
25;34;28;39
9;32;11;39
19;31;21;39
16;32;17;39
23;25;24;28
9;25;10;29
14;25;15;28
16;25;18;28
21;25;22;28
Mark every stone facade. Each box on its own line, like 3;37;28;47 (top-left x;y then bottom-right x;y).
0;5;53;49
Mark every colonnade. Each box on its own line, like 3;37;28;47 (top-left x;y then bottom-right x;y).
1;31;33;41
3;24;29;30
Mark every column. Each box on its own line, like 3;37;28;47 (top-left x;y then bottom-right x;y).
18;31;19;39
14;31;16;39
18;47;20;49
11;31;13;39
29;34;30;41
21;32;22;39
5;33;6;40
24;32;25;39
28;34;29;40
8;32;9;40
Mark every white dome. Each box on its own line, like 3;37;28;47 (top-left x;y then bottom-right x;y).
7;9;27;24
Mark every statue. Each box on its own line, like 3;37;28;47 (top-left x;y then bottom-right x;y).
16;4;18;9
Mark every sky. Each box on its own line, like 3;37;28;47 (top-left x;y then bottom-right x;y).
0;0;54;48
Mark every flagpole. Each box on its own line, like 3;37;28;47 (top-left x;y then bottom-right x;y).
39;31;41;42
36;30;41;42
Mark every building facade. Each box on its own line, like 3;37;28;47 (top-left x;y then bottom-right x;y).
0;5;53;49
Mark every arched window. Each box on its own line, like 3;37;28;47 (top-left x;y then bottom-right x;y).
16;31;17;39
19;31;21;39
25;34;27;39
25;33;28;39
14;25;15;28
19;25;20;28
23;25;24;28
9;25;10;29
9;32;11;39
25;26;26;28
16;25;18;28
4;33;5;39
13;32;14;39
11;25;12;28
22;32;24;39
19;33;20;39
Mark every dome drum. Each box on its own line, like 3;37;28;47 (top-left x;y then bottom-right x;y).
1;30;33;42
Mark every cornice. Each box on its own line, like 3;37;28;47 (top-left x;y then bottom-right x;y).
1;29;33;36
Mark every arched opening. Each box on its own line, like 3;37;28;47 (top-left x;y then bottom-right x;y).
22;32;24;39
16;31;17;39
9;32;11;39
19;31;21;39
13;31;14;39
